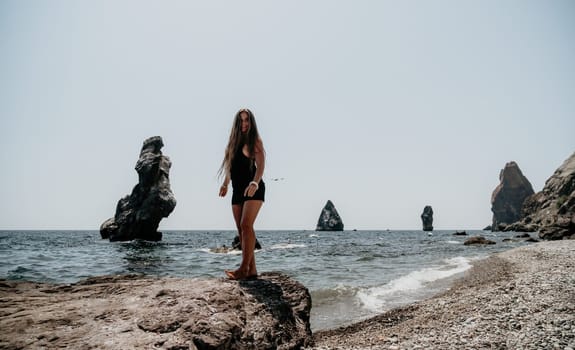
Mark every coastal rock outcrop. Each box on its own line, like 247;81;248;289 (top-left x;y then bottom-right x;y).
490;161;534;231
421;206;434;231
100;136;176;241
0;272;312;350
316;200;344;231
506;151;575;240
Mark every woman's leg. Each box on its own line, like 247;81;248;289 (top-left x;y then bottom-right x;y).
227;200;263;279
232;204;243;247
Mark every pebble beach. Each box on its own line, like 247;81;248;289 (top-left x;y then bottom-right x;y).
310;240;575;350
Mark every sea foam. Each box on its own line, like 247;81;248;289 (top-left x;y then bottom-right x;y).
269;243;306;250
357;256;472;311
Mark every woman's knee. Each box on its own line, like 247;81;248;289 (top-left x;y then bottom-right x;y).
240;220;253;233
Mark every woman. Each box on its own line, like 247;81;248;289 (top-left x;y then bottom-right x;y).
219;108;265;280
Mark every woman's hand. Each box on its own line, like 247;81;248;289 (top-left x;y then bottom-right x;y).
244;181;258;197
219;185;228;197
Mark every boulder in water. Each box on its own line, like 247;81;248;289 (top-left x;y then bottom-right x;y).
464;236;496;245
231;235;262;250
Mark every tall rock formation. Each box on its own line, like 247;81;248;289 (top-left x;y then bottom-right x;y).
508;152;575;240
316;200;344;231
491;161;534;231
421;205;434;231
100;136;177;241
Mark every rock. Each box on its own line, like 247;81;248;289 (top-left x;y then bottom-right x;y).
483;225;492;231
515;233;531;238
491;161;535;231
522;153;575;240
316;200;344;231
502;222;538;232
453;231;467;236
100;136;176;241
510;152;575;240
0;272;312;350
231;235;262;250
464;236;496;245
421;206;434;231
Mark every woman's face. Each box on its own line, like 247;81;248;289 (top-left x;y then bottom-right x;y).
240;112;250;133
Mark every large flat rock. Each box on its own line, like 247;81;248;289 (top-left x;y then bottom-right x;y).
0;272;312;350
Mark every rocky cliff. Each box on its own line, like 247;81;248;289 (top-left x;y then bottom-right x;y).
0;272;312;350
316;200;344;231
490;161;534;231
421;206;434;231
100;136;176;241
506;152;575;240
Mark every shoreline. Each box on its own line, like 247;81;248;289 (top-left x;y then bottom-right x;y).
309;239;575;349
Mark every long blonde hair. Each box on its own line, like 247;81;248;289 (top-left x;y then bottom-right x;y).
218;108;263;179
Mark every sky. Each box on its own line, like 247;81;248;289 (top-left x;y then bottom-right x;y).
1;1;574;231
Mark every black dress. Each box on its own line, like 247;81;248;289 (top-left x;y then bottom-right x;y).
230;146;265;205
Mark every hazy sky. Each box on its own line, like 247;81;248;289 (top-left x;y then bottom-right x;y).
1;1;574;231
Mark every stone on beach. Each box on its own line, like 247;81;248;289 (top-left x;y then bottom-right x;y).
100;136;177;242
0;272;312;350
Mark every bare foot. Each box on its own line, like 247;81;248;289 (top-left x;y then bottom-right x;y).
225;269;257;280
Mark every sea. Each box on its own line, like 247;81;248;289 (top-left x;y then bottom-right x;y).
0;229;534;331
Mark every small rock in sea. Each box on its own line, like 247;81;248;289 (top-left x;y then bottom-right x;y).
464;236;496;245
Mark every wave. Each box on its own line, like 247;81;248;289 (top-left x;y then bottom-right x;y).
197;243;304;255
356;256;472;312
197;248;242;255
311;284;361;306
268;243;306;250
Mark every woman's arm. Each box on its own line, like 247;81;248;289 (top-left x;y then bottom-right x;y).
219;175;230;197
252;139;265;183
245;139;265;197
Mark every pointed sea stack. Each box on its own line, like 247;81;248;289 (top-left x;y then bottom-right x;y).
316;200;344;231
100;136;177;241
421;205;434;231
490;161;534;231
